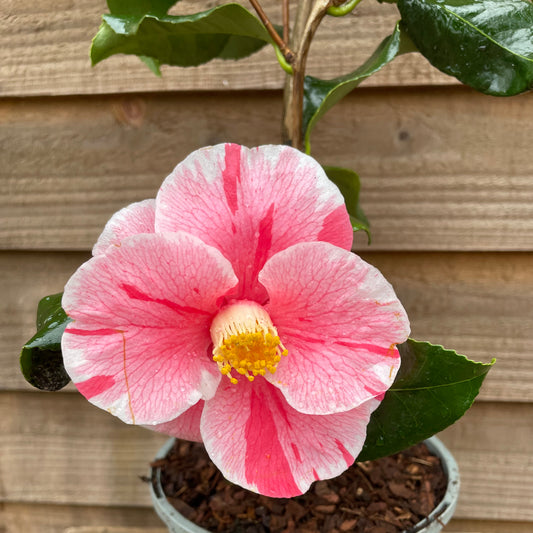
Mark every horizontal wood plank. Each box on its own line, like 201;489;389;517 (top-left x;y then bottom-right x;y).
446;521;533;533
1;503;164;533
0;0;454;97
0;392;168;507
2;250;531;401
369;252;533;403
2;88;533;252
1;393;531;522
438;402;533;522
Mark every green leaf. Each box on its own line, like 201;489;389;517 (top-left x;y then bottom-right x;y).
139;55;162;75
20;293;71;391
103;1;180;33
323;166;370;241
357;339;494;462
398;0;533;96
302;22;415;153
91;3;273;69
107;0;179;18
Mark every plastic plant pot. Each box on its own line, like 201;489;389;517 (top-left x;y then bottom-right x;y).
150;435;460;533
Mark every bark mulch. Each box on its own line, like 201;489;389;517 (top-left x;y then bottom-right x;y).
151;439;447;533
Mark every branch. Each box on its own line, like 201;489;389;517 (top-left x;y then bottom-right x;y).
283;0;290;44
282;0;332;149
249;0;295;63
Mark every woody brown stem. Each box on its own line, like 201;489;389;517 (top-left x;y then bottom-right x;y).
282;0;332;150
249;0;294;63
282;0;290;44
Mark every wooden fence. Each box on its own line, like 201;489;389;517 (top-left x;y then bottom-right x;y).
1;1;532;532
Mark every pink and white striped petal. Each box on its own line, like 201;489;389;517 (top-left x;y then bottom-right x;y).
201;378;380;498
155;144;352;302
62;232;238;425
150;401;205;442
93;199;156;256
259;242;410;415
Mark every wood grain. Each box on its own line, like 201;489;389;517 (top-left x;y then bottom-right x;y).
446;521;533;533
439;402;533;521
0;392;167;507
2;88;533;252
368;252;533;403
3;250;531;400
1;503;164;533
0;0;454;97
1;392;531;522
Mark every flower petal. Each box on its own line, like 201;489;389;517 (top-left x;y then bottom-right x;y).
93;199;156;256
150;400;204;442
259;242;410;415
155;144;352;302
201;378;380;497
62;232;238;425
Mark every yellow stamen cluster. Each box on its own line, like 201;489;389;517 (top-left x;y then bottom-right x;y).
210;300;288;384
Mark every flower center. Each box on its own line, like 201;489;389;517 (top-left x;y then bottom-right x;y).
210;300;288;384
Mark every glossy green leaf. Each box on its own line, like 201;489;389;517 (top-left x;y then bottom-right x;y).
101;0;183;35
357;339;494;462
323;166;370;241
398;0;533;96
20;293;71;391
107;0;179;18
302;22;415;153
91;3;273;69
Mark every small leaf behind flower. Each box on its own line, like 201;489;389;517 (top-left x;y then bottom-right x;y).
398;0;533;96
323;166;370;242
91;3;273;69
20;293;71;391
357;338;494;462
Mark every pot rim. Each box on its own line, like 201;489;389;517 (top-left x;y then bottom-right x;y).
405;436;460;532
150;435;460;533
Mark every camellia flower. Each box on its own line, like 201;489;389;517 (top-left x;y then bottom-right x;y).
62;144;410;497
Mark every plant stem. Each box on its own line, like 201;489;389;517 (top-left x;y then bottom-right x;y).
327;0;363;17
282;0;290;44
249;0;294;63
282;0;332;150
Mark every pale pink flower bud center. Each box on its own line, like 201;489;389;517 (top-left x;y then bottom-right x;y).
210;300;288;384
